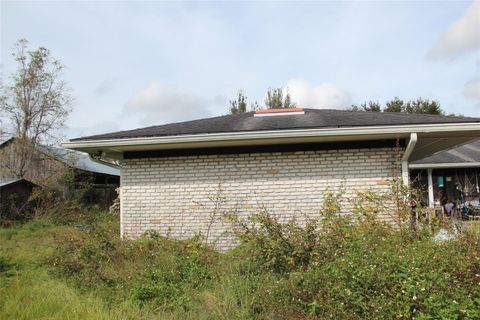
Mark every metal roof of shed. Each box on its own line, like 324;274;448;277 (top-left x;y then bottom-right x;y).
39;145;120;176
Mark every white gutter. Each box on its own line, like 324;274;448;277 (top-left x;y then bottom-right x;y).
63;122;480;150
401;132;418;186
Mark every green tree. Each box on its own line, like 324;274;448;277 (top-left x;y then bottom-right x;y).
264;87;296;109
384;97;405;113
350;97;445;115
228;90;259;114
0;39;72;177
404;98;443;115
350;101;382;112
229;90;248;114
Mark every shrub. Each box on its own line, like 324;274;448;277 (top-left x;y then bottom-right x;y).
26;187;115;226
230;190;352;274
49;221;217;312
45;188;480;319
131;235;213;310
229;194;480;319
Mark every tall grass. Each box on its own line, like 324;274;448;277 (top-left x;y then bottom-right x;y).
1;269;119;320
0;219;154;320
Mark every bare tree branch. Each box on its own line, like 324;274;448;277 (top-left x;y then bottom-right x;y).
0;39;72;178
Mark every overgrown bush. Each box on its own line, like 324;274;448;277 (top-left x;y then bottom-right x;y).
256;226;480;319
49;221;217;312
0;191;36;226
228;191;480;319
26;187;115;225
46;188;480;319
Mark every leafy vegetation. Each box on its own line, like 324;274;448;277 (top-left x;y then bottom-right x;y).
228;87;295;115
1;196;480;319
349;97;446;115
229;90;248;114
264;87;296;109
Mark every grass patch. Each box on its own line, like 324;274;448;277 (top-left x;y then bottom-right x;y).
2;268;117;320
0;219;154;320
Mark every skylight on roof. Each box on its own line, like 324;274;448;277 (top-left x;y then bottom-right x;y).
254;108;305;117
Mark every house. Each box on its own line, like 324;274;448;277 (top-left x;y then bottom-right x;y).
0;178;37;224
410;139;480;217
64;108;480;249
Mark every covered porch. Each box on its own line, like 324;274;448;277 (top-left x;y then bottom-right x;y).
409;139;480;220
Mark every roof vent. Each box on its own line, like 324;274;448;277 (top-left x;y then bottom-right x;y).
254;108;304;117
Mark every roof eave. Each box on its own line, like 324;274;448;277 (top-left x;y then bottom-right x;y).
64;123;480;147
63;122;480;159
409;162;480;169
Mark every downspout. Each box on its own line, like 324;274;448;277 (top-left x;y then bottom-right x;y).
401;132;418;186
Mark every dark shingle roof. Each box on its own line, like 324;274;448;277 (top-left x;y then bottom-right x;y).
71;109;480;142
412;139;480;164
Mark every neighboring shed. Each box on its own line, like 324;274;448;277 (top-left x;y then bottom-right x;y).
0;137;120;208
0;178;37;223
0;137;120;187
65;108;480;250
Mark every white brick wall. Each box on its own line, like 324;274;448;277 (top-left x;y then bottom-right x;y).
121;147;401;250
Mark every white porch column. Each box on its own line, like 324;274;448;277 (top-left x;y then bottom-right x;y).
427;168;434;208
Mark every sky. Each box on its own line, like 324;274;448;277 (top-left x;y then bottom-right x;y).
1;1;480;140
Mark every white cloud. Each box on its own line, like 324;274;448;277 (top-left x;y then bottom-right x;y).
284;78;351;109
124;81;216;126
464;78;480;100
428;1;480;59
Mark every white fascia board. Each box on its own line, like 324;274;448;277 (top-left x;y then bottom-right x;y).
62;122;480;151
409;162;480;169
